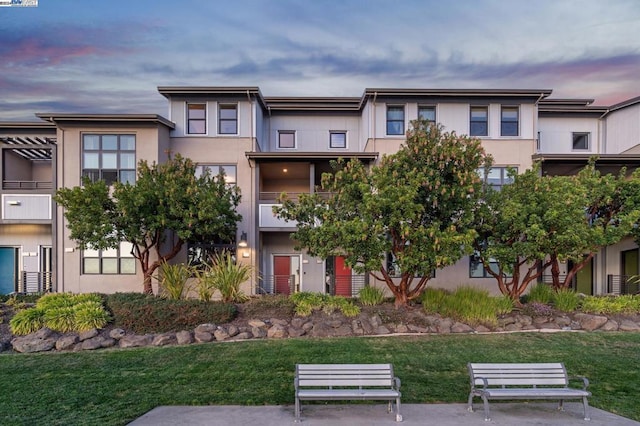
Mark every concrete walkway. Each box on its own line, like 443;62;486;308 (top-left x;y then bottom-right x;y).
129;403;640;425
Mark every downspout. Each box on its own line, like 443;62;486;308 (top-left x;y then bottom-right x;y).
372;91;378;153
533;92;545;154
246;90;256;292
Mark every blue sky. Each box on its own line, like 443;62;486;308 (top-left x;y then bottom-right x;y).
2;0;639;120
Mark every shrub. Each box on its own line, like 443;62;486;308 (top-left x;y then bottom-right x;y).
105;292;237;334
74;301;111;331
528;283;554;304
36;293;77;310
552;288;580;312
207;251;252;303
44;306;76;333
289;292;360;317
581;295;640;315
157;262;193;300
9;308;45;335
193;267;216;302
422;286;512;326
241;295;295;319
358;286;385;306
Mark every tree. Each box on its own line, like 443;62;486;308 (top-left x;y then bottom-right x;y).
54;154;242;294
472;166;579;301
276;121;490;307
545;164;640;289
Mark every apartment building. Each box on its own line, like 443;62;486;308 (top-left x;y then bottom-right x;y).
0;87;638;297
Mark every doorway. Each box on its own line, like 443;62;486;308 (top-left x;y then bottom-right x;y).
326;256;352;296
0;247;19;294
273;255;301;295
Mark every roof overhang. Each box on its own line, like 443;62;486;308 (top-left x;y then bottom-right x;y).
35;113;175;129
0;122;57;161
158;86;267;110
364;88;552;99
246;152;378;161
532;153;640;176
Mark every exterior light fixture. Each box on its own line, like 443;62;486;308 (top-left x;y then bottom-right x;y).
238;232;248;248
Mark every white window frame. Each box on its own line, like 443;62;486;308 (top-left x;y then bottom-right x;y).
278;130;296;149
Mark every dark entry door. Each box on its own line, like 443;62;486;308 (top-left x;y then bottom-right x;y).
274;255;292;295
0;247;18;294
334;256;352;297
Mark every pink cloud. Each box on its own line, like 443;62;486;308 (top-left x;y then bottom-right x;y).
3;38;103;67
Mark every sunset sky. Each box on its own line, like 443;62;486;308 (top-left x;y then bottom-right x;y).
2;0;639;120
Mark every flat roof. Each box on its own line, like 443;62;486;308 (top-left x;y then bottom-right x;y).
35;113;175;129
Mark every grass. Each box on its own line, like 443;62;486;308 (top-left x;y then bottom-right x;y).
0;332;639;425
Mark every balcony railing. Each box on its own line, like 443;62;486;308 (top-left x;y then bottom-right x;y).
607;275;640;295
539;274;577;290
259;191;334;201
3;180;52;190
257;275;299;295
18;271;52;294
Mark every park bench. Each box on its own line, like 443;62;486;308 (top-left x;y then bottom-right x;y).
467;362;591;421
294;363;402;422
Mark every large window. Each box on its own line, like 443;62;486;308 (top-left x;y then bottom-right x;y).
572;132;590;150
478;166;516;191
187;103;206;134
278;130;296;148
83;242;135;275
82;134;136;185
187;243;235;270
470;253;500;278
329;131;347;148
386;105;405;135
501;106;519;136
195;164;237;185
218;104;237;134
418;106;436;124
470;106;488;136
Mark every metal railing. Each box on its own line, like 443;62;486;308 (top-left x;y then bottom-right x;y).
259;191;334;201
607;275;640;295
539;274;576;290
256;274;367;297
18;271;52;294
3;180;52;190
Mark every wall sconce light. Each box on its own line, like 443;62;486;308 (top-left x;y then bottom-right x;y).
7;201;20;206
238;232;248;248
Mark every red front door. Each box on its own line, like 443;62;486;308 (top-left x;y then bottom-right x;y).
334;256;352;297
274;255;292;295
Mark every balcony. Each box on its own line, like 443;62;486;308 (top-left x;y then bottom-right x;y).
3;180;52;190
259;204;298;229
2;194;51;220
607;275;640;295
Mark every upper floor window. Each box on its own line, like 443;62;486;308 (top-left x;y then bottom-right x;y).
386;105;405;135
572;132;590;150
278;130;296;149
470;106;488;136
418;106;436;124
83;241;135;275
187;103;206;134
501;106;519;136
478;166;516;191
82;134;136;185
329;131;347;148
195;164;237;185
218;104;237;135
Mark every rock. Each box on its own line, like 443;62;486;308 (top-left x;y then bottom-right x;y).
554;316;571;327
152;333;177;346
309;323;332;338
288;327;306;338
498;316;516;327
407;324;430;333
79;329;99;341
80;336;115;350
436;318;453;334
619;320;640;331
227;325;239;337
369;314;382;328
176;331;193;345
360;317;375;334
56;335;79;351
194;323;217;334
375;326;391;335
332;325;353;337
539;322;561;330
301;322;314;332
600;320;619;331
194;331;213;343
395;324;409;333
291;318;308;329
248;319;267;328
575;313;608;331
270;318;288;326
109;328;126;339
533;316;550;325
451;322;474;333
514;314;532;326
12;333;57;353
351;320;365;335
505;323;522;332
34;327;55;339
251;327;267;338
267;324;288;339
233;332;252;340
119;334;153;348
474;325;491;333
214;328;230;341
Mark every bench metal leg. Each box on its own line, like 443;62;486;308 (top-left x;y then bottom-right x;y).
583;396;591;421
558;399;564;411
481;396;491;421
395;396;403;422
467;393;474;412
294;396;301;422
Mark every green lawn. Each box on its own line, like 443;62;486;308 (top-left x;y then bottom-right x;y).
1;332;639;425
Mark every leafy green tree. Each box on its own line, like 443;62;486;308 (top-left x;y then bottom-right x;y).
276;121;490;307
472;166;577;301
54;154;241;294
545;164;640;289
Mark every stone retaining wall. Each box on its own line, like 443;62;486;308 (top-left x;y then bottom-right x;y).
9;310;640;354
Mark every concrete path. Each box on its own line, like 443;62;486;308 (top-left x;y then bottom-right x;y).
129;403;640;426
